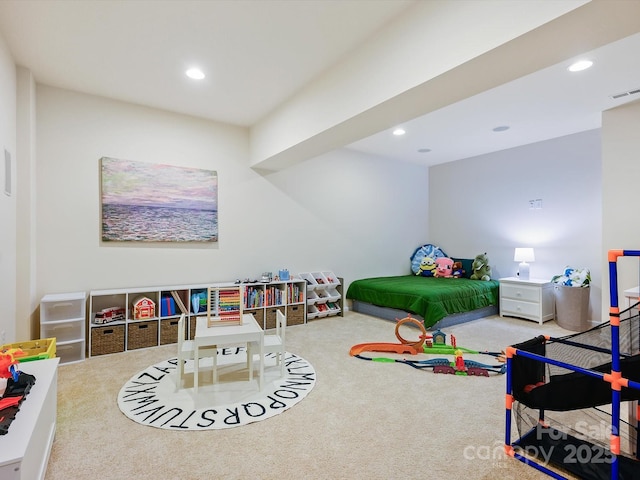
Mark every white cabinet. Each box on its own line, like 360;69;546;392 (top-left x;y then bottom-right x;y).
499;277;554;324
40;292;86;364
300;271;343;320
0;358;59;480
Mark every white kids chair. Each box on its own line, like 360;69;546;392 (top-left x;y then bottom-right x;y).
262;310;287;378
175;313;217;390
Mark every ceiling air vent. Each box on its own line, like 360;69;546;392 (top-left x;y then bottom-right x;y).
610;88;640;100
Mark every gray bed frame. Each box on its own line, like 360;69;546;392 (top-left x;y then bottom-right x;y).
351;300;498;331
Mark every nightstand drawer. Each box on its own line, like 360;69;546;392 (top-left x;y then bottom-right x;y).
501;298;541;319
500;283;540;303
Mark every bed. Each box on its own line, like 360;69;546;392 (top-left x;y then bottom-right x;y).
346;246;499;329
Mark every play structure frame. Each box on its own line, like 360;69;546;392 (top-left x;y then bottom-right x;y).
504;249;640;479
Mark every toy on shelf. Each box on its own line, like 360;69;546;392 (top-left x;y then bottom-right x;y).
94;306;125;324
131;296;155;320
0;348;24;382
349;315;506;376
0;347;37;436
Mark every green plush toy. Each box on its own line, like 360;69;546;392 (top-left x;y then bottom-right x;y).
470;252;492;281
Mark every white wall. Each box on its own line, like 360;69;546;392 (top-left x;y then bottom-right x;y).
0;32;16;343
32;86;428;321
429;129;602;321
602;98;640;320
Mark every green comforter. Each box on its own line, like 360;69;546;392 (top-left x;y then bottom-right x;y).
346;275;499;327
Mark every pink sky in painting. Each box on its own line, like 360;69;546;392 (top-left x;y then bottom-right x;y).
101;157;217;211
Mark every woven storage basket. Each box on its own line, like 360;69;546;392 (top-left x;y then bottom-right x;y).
127;320;158;350
91;325;125;356
189;316;196;340
245;309;264;329
160;318;179;345
265;307;284;330
287;304;305;326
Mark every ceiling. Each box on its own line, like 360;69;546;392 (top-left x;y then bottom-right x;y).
0;0;639;167
0;0;416;127
348;31;640;165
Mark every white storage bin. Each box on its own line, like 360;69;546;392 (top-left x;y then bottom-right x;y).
300;272;318;291
56;340;85;364
41;319;84;343
315;303;330;317
322;271;339;286
327;301;341;314
326;288;340;302
307;304;319;319
312;272;329;286
41;292;85;322
316;289;329;304
306;290;319;304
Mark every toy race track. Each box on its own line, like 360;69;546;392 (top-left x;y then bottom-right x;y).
350;315;506;376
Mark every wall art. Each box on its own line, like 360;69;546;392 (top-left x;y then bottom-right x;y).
100;157;218;242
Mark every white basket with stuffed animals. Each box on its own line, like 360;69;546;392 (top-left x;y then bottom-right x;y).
552;266;590;332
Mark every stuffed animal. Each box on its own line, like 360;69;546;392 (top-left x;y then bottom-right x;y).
470;253;492;281
415;255;437;276
452;261;465;278
434;257;454;277
551;266;591;287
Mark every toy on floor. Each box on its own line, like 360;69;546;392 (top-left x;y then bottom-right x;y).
349;316;429;356
349;315;506;376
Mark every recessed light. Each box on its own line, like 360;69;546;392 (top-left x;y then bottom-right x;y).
493;125;510;132
568;60;593;72
393;128;406;136
417;148;431;153
186;68;205;80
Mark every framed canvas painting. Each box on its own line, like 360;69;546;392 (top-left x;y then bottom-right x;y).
100;157;218;242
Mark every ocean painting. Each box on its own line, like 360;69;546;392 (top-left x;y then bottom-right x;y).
100;157;218;242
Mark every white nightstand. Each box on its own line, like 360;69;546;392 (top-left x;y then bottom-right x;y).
499;277;554;324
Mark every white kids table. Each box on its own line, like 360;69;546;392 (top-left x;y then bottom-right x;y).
193;313;264;394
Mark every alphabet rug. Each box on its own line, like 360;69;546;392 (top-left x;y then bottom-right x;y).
117;347;316;430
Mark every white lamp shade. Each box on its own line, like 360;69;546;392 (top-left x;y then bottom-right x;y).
514;248;535;263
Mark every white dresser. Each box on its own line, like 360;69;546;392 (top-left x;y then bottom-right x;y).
499;277;554;324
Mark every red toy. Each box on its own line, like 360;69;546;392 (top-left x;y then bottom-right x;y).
0;348;24;382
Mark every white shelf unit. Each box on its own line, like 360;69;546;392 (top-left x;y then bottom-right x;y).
300;271;343;320
242;279;307;330
39;292;86;364
88;284;211;357
88;279;306;357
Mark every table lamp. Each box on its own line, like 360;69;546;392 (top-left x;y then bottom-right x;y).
514;247;535;280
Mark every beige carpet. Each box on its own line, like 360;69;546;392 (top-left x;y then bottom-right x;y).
45;311;582;480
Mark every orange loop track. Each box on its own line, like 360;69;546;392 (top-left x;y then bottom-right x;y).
349;316;426;356
349;343;419;356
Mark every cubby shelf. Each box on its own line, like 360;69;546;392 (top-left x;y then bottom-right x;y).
88;279;307;357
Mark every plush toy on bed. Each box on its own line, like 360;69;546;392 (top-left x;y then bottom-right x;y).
416;255;437;276
470;253;492;281
410;244;448;277
452;261;465;278
434;257;454;277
